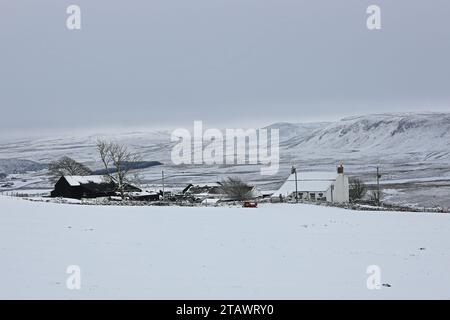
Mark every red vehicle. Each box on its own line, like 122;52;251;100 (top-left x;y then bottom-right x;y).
243;201;258;208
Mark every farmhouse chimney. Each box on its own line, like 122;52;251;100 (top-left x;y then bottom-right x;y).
337;164;344;174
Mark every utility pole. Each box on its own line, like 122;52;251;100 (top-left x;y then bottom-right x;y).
376;166;381;206
291;166;298;203
162;170;165;202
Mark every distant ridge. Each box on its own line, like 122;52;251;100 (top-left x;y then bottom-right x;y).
1;112;450;169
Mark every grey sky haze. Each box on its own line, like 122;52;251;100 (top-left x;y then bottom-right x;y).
1;0;450;136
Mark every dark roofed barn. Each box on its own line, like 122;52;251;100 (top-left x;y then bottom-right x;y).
50;175;141;200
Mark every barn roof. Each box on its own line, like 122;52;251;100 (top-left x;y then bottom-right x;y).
64;175;109;186
275;171;338;196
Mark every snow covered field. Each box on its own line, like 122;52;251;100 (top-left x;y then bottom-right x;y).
0;195;449;299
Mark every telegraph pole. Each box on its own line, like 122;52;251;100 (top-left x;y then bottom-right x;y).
162;170;165;202
291;166;298;203
376;166;381;206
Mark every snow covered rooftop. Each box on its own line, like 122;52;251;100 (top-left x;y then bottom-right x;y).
128;191;159;197
275;171;338;196
191;182;222;187
294;171;338;180
64;175;108;186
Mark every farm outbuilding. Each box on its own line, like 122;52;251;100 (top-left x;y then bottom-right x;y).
50;175;141;200
182;182;262;201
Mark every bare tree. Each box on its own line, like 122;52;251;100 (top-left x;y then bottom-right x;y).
48;156;92;182
97;140;112;177
349;178;367;202
96;140;141;199
220;177;253;201
369;189;383;206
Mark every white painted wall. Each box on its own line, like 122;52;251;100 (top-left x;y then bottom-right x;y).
331;174;349;203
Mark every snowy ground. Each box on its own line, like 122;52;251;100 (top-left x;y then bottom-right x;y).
0;196;449;299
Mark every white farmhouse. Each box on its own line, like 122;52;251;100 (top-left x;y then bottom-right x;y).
274;165;349;203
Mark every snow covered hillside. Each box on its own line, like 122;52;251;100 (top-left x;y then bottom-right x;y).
2;112;449;166
271;112;450;163
0;196;449;299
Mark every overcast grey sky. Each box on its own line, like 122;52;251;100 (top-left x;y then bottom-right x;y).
1;0;450;136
